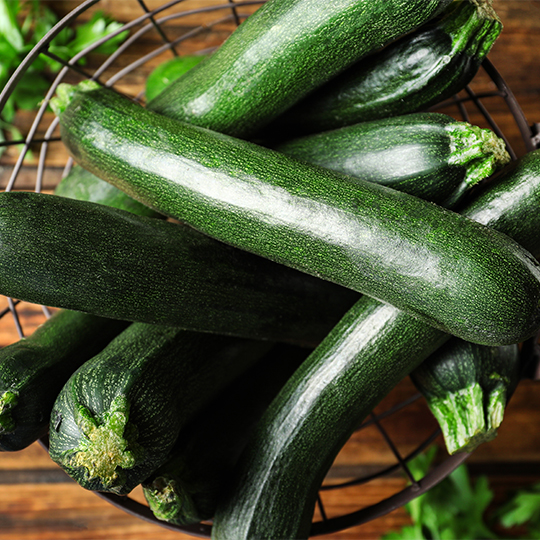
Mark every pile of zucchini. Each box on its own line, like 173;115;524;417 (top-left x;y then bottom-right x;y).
2;0;540;538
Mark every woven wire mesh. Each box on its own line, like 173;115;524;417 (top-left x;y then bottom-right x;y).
0;0;538;537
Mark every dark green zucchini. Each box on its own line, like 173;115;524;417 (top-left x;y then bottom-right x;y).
262;0;501;136
53;82;540;346
146;0;453;137
142;342;308;525
0;310;128;452
48;323;272;495
274;112;509;208
145;55;206;102
211;151;540;540
0;191;358;346
411;338;521;455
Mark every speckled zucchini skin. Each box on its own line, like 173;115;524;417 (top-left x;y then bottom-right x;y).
0;191;358;346
411;338;521;455
274;112;509;208
211;150;540;540
48;324;272;495
146;0;453;137
54;83;540;346
264;0;501;136
0;310;128;452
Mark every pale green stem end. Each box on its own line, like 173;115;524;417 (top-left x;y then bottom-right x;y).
0;390;18;434
69;395;145;490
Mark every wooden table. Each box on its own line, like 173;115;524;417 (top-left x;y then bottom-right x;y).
1;1;540;538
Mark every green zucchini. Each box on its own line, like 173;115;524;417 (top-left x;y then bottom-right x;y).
211;151;540;540
53;81;540;346
48;323;272;495
263;0;501;136
146;0;453;137
0;310;128;452
145;55;206;102
142;342;308;525
411;338;521;455
0;191;357;346
274;112;509;208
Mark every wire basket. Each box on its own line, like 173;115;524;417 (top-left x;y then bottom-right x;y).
0;1;539;537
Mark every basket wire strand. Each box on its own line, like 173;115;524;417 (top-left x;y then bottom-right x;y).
0;0;538;536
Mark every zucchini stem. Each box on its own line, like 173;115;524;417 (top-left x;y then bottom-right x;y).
69;395;145;490
0;390;18;434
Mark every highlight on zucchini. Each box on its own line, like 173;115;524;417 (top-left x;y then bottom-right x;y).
263;0;502;136
411;338;521;455
48;323;273;495
52;81;540;346
211;150;540;540
274;112;510;208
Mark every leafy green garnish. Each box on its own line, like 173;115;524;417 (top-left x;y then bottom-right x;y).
382;448;540;540
0;0;128;155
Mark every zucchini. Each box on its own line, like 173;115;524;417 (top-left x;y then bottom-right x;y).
411;338;521;455
274;112;509;208
52;82;540;346
211;150;540;540
145;55;206;102
263;0;502;136
0;310;128;452
142;342;308;525
0;191;357;346
48;323;273;495
146;0;453;137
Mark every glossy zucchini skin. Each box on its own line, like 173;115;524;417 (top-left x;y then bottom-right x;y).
274;112;509;208
142;343;308;525
0;191;357;346
48;323;272;495
53;82;540;346
0;310;128;452
411;338;521;455
211;150;540;540
146;0;453;137
264;0;501;136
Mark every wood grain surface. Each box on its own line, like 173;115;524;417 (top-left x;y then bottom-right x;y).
1;1;540;538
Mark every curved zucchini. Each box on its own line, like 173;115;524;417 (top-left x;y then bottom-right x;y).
142;343;308;525
0;310;128;452
48;323;272;495
0;191;357;347
53;82;540;346
274;112;509;208
211;151;540;540
146;0;453;137
263;0;501;136
411;338;521;455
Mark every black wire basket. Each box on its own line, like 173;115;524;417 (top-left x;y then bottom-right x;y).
0;1;539;538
